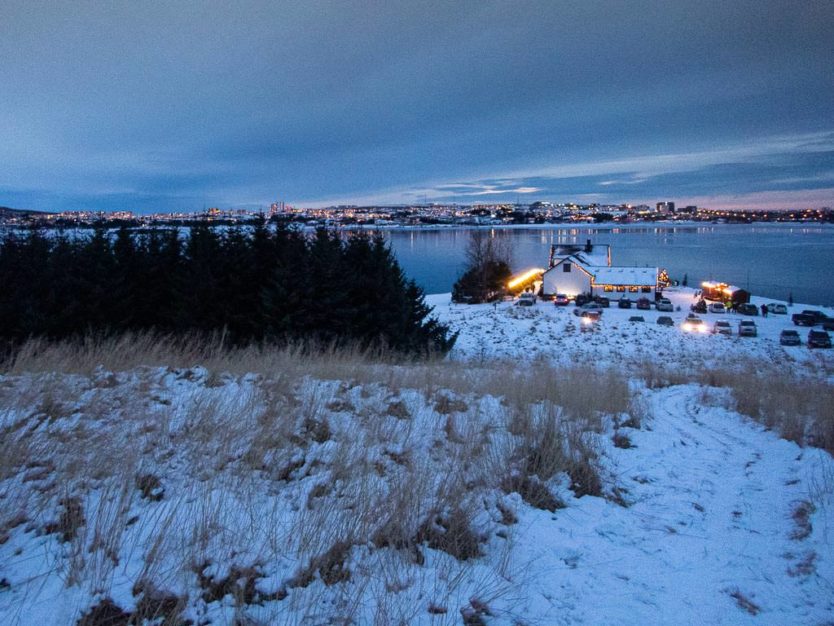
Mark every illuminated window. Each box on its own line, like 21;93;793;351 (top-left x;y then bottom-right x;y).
604;285;613;292
629;286;638;293
617;286;625;292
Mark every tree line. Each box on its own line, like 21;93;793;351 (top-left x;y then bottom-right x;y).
0;222;456;355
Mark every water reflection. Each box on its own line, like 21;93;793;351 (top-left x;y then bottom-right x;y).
381;223;834;306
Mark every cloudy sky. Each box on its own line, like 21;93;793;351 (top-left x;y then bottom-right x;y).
2;1;833;212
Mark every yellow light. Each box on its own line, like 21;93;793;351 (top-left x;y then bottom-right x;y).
507;268;545;290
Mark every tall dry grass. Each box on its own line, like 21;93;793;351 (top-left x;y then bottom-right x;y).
0;335;636;623
688;362;834;453
2;336;829;623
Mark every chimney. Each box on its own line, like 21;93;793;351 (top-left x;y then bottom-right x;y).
585;239;593;253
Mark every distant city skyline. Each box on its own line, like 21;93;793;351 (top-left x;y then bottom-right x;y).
2;1;832;213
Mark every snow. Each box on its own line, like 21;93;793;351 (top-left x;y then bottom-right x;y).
591;266;658;286
1;289;833;624
426;287;834;373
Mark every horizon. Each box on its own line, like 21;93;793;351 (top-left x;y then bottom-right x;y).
2;1;833;214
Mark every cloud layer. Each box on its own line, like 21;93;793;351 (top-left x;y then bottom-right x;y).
2;1;833;211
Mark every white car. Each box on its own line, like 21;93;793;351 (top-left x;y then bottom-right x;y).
767;303;788;315
656;298;673;312
738;319;758;337
707;302;726;314
517;292;536;306
682;315;707;333
712;320;732;335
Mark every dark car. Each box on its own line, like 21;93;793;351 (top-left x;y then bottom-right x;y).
593;296;611;308
823;319;834;332
573;303;603;317
656;316;674;327
574;293;592;307
736;303;759;316
574;309;602;327
779;329;801;346
628;315;645;322
618;298;632;309
690;299;707;314
517;292;536;306
808;330;832;348
793;310;830;326
636;298;651;310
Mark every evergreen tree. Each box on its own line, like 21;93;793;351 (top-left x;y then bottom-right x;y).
0;224;456;355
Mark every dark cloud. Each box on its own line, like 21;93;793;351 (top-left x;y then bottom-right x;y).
2;1;832;211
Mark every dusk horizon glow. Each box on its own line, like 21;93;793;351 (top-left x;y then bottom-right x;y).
3;1;833;213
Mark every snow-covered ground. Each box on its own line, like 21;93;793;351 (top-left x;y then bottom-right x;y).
1;292;833;624
427;288;834;376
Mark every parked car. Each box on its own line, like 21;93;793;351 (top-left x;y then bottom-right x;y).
736;303;758;316
808;330;832;348
738;319;758;337
618;298;632;309
579;312;601;331
823;319;834;332
656;298;673;312
593;296;610;308
690;299;707;314
573;303;603;317
636;298;652;310
682;315;707;333
554;293;570;306
656;316;674;327
767;303;788;315
575;310;602;326
628;315;645;322
517;292;536;306
712;320;732;335
792;310;829;326
574;294;592;307
779;329;801;346
707;302;726;314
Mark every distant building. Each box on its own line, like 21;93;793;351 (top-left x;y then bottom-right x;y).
656;201;676;213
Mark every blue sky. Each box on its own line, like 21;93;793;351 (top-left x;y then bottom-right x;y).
2;1;833;212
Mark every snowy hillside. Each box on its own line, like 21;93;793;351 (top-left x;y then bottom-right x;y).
0;298;832;624
427;288;834;375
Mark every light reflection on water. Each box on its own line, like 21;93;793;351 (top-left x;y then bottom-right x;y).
383;223;834;306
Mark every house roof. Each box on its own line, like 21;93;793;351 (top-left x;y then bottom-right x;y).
550;249;610;268
543;255;595;279
591;267;658;286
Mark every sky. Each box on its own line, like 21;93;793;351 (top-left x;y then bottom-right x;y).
2;1;833;213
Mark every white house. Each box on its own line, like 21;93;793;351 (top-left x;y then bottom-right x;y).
541;256;594;297
540;242;658;300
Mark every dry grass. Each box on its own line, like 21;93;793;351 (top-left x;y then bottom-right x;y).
2;336;829;623
0;335;636;623
687;361;834;453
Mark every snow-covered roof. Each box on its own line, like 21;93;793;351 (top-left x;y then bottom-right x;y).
573;250;610;267
549;248;610;268
591;266;658;286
